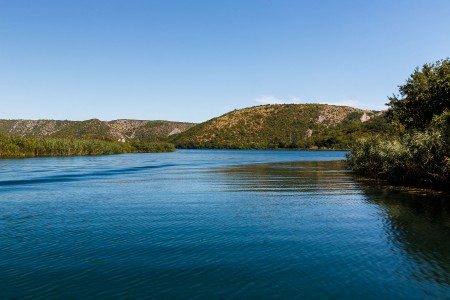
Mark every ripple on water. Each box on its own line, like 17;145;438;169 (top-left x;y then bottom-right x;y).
0;151;449;299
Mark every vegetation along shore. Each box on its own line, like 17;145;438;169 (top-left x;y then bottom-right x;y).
2;58;449;191
347;59;450;190
0;135;175;158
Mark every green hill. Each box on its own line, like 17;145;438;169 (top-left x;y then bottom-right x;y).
0;119;195;142
0;104;392;149
169;104;392;149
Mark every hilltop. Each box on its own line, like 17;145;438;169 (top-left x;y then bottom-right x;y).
0;119;195;142
169;104;391;149
0;104;392;149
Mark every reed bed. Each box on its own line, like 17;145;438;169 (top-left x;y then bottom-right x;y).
0;135;175;158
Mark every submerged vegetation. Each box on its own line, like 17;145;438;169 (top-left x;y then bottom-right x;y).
0;135;175;158
348;59;450;189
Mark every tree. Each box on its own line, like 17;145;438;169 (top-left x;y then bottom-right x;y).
387;58;450;130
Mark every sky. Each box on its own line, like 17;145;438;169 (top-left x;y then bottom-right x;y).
1;0;449;123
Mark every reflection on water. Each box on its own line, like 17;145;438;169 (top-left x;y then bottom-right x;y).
361;186;450;285
0;151;449;299
213;160;356;194
216;160;450;297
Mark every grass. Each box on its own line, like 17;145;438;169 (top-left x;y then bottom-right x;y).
0;135;175;158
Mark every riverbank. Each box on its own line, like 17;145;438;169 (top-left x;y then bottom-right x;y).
346;131;450;191
0;135;175;158
1;150;448;299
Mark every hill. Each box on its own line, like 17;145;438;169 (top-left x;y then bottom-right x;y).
0;119;196;142
169;104;392;149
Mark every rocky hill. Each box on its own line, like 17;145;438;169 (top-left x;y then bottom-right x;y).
169;104;391;149
0;119;196;142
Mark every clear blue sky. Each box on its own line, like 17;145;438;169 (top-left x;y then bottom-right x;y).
1;0;449;122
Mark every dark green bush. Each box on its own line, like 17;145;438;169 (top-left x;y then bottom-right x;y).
348;58;450;189
129;141;175;153
347;131;450;188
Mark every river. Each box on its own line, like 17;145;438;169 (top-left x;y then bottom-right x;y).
0;150;449;299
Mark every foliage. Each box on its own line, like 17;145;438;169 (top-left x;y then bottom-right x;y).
347;131;450;189
387;58;450;130
349;58;450;189
129;141;175;152
0;135;175;158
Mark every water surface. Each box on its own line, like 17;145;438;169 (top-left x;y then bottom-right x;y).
0;150;449;299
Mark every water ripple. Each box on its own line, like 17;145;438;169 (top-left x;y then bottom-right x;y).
0;151;449;299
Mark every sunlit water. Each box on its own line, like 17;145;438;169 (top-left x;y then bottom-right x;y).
1;150;449;299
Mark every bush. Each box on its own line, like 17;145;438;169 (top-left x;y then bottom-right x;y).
348;58;450;189
129;141;175;153
347;131;450;188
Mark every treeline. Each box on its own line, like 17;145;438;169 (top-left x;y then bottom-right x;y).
0;135;175;158
347;59;450;189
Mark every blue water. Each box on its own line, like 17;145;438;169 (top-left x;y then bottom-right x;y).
0;150;449;299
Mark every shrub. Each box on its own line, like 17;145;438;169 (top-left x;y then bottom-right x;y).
347;130;450;188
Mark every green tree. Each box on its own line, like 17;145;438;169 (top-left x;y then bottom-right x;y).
349;58;450;189
387;58;450;130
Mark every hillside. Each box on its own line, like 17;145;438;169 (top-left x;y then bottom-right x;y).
0;119;195;142
169;104;392;149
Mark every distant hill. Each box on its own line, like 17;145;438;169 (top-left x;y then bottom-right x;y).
0;119;196;142
0;104;392;149
169;104;392;149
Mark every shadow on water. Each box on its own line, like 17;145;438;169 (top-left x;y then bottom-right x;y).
215;160;450;287
357;182;450;285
